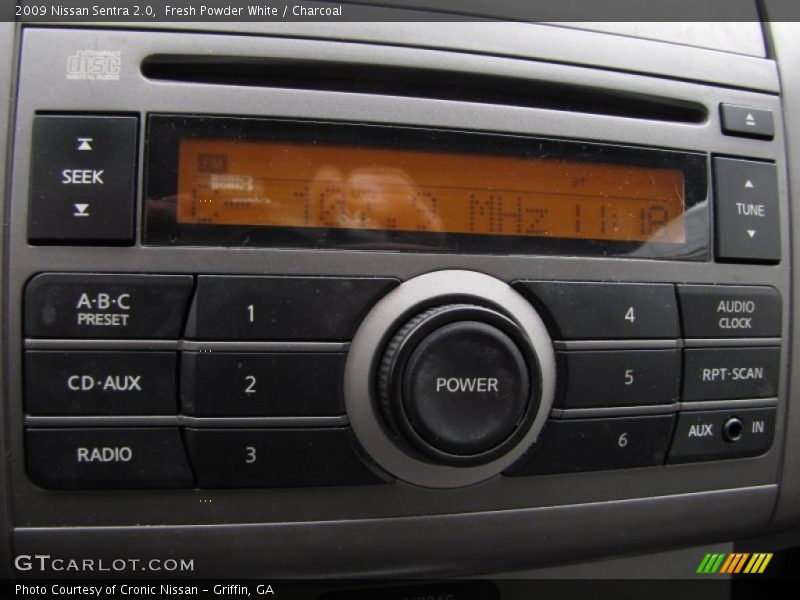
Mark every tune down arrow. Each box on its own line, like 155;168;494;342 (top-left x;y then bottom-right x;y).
747;229;756;238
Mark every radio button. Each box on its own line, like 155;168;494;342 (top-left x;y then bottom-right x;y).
668;408;775;463
24;273;194;339
720;104;775;140
184;428;387;488
25;351;177;415
557;349;680;409
28;115;137;244
186;276;398;341
514;281;679;339
26;428;193;489
504;415;675;475
714;158;780;263
182;352;345;416
677;285;781;338
682;347;780;401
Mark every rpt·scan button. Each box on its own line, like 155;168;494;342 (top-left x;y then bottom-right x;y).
24;273;194;339
682;347;780;401
677;285;781;338
28;115;138;244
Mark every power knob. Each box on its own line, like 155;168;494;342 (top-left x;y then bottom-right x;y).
345;270;555;488
377;304;539;465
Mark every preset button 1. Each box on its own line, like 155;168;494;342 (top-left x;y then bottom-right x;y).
186;276;398;341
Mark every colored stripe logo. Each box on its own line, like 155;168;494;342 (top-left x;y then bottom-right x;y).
697;553;773;574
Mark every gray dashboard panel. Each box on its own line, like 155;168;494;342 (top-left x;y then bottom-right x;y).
2;23;796;575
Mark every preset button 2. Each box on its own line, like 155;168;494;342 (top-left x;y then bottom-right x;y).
182;352;345;416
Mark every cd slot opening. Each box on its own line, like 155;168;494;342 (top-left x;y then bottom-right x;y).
141;55;707;124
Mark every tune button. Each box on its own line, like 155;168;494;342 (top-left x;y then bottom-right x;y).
378;304;539;466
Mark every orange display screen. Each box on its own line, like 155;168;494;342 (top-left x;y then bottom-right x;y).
176;138;685;243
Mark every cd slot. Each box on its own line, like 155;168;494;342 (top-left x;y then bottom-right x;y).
141;55;707;124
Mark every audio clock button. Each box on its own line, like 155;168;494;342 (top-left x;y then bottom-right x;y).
677;285;781;338
378;304;538;465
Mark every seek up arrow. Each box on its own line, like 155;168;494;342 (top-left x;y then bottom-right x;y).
77;137;93;151
747;229;756;238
